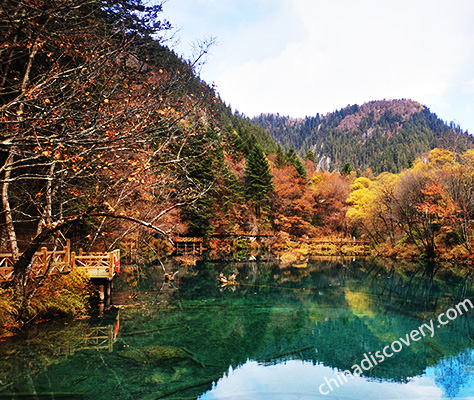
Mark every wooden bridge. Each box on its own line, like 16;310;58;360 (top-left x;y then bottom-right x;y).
0;240;120;284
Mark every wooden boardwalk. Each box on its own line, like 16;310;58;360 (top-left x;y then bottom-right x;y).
0;240;120;283
309;239;371;256
174;237;203;255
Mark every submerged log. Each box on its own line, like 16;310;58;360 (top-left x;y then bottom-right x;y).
119;345;204;367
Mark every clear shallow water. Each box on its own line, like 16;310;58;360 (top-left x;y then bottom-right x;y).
1;257;474;399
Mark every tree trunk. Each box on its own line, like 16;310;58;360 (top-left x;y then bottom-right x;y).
36;162;55;236
13;228;51;301
2;150;19;260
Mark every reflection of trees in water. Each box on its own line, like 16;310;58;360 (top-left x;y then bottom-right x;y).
435;349;474;398
350;258;474;315
0;315;119;393
172;259;474;384
1;258;474;399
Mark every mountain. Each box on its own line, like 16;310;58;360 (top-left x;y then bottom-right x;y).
253;99;474;174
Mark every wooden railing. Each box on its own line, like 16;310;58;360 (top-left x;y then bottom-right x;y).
71;249;120;280
78;322;119;353
0;241;120;283
174;237;203;255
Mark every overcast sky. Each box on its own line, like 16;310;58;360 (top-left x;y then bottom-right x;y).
161;0;474;133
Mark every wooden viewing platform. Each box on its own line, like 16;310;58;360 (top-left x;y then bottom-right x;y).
0;240;120;284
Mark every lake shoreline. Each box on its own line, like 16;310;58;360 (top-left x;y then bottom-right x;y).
1;239;473;338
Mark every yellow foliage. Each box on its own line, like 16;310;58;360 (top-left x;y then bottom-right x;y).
344;289;375;318
461;149;474;165
414;148;456;172
350;176;372;191
428;148;456;168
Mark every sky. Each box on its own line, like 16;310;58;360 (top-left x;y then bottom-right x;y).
160;0;474;133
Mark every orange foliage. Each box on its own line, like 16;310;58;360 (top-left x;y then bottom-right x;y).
417;183;455;220
271;164;316;237
311;171;351;232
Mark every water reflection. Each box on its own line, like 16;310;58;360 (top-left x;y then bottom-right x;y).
434;349;474;398
199;353;474;400
0;258;473;399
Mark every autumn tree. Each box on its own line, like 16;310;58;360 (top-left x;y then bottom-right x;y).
312;171;350;234
347;148;468;258
272;164;315;237
346;173;399;244
391;150;458;257
438;150;474;254
0;0;217;309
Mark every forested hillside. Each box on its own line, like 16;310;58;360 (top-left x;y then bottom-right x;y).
0;0;288;313
253;100;474;174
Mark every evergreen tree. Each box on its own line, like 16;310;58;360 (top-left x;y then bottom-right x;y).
341;163;353;176
305;150;316;162
287;149;307;179
275;145;287;168
181;128;222;237
244;145;274;221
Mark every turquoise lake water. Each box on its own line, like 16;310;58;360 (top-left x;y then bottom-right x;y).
0;257;473;399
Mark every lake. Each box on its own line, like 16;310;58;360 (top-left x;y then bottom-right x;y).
1;257;474;399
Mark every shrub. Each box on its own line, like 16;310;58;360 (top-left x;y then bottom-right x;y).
26;268;94;320
0;288;19;336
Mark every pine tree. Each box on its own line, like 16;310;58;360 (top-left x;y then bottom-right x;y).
274;145;287;168
244;145;274;221
305;150;316;162
341;163;354;176
286;149;307;180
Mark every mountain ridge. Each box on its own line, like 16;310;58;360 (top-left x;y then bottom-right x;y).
252;99;473;174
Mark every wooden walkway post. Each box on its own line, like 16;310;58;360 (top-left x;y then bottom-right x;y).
70;251;76;270
64;240;70;265
108;252;114;280
108;325;114;353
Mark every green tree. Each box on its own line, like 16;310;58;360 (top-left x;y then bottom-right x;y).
244;145;274;221
274;145;287;169
180;129;222;237
305;150;316;162
286;149;307;179
341;163;354;176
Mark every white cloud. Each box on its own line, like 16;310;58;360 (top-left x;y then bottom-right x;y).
163;0;474;131
211;1;474;119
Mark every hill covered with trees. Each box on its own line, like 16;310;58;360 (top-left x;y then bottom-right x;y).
253;99;474;174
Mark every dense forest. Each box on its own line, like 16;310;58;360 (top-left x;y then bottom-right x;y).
1;0;474;327
253;100;474;174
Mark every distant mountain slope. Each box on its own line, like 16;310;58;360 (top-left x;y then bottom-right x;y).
253;99;473;174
